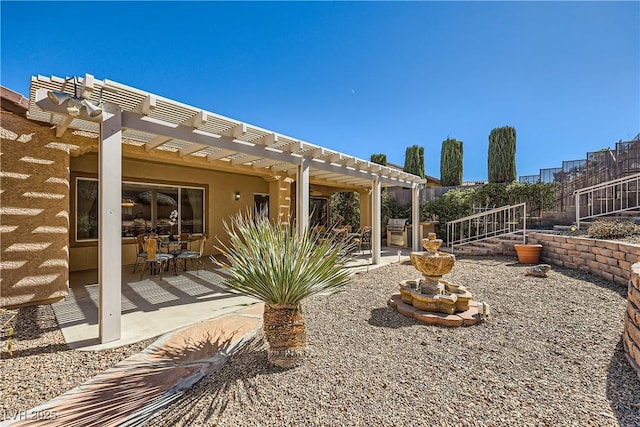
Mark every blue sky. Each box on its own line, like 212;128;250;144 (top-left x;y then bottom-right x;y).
1;1;638;181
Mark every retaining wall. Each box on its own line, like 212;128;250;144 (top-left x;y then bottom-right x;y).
528;232;640;380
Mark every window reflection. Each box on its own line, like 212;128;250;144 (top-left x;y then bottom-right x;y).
310;197;329;227
76;178;205;241
76;179;98;240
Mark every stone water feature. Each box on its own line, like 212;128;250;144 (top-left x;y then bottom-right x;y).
388;233;490;327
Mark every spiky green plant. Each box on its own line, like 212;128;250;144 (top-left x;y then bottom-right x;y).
488;126;517;183
404;145;425;178
440;137;463;186
211;212;351;368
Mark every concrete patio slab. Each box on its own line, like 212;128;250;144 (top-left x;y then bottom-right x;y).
53;247;413;351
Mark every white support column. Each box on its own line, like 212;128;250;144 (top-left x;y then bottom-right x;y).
412;184;420;252
99;103;122;343
372;177;382;264
296;157;310;236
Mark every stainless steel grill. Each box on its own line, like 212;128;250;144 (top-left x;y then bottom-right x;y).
387;218;408;247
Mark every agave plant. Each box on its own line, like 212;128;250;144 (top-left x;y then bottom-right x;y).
211;212;351;368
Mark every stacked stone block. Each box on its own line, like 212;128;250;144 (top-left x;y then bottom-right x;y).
528;233;640;288
626;265;640;380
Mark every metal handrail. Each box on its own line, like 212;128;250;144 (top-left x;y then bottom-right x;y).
446;203;527;252
574;172;640;196
574;172;640;228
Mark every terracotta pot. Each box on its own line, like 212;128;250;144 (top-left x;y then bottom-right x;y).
514;244;542;264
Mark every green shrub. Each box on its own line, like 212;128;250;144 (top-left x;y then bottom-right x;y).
587;219;640;239
330;192;360;230
422;188;474;238
467;182;557;216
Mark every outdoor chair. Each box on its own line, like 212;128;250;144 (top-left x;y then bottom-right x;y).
140;237;174;280
177;236;207;274
132;234;147;273
180;233;190;251
352;226;372;254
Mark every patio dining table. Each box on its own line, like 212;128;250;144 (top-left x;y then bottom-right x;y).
158;238;201;273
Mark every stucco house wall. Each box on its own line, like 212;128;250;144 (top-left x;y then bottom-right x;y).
1;111;75;307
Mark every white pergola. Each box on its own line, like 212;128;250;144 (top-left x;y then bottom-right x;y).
29;74;425;343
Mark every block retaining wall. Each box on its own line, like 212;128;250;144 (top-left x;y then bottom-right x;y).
528;232;640;380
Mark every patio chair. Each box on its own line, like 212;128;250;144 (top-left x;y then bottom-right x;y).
177;236;207;274
352;226;372;255
140;237;174;280
180;233;190;251
132;234;147;273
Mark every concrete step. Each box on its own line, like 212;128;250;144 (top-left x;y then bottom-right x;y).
454;247;490;256
472;241;503;249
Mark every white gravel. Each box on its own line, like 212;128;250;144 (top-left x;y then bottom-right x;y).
0;305;154;418
153;257;640;427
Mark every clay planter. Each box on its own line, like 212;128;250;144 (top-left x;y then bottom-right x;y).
514;244;542;264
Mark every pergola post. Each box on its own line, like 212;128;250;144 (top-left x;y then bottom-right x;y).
99;103;122;343
296;157;310;236
372;177;381;264
412;183;420;251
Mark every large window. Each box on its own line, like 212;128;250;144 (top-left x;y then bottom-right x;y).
76;179;99;240
76;178;205;241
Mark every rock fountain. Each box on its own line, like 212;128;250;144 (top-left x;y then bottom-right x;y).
388;233;489;327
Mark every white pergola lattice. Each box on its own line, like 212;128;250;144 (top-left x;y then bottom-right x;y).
29;74;424;343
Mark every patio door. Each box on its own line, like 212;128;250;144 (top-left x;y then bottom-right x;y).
254;194;269;219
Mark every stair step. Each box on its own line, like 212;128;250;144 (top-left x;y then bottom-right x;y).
454;247;490;256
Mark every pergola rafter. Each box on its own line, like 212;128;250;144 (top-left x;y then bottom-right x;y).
28;73;426;344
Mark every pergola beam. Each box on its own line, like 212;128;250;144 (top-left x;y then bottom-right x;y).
207;149;235;161
181;110;207;128
231;154;264;166
222;122;247;138
253;158;285;169
145;136;171;152
137;94;156;115
35;91;419;189
179;143;209;158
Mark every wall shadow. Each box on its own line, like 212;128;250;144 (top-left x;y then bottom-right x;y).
606;337;640;426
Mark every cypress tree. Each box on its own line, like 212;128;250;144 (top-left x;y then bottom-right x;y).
403;145;425;178
370;153;387;166
440;137;463;186
488;126;517;183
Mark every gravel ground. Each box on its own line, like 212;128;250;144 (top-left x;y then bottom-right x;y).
153;257;640;427
0;305;154;418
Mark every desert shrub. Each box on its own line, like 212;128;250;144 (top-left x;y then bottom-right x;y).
587;219;640;239
330;192;360;230
1;308;17;356
422;188;474;238
467;182;557;216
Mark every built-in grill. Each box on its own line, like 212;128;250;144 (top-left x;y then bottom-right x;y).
387;218;409;247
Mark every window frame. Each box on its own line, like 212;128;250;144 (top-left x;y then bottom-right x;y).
74;176;206;244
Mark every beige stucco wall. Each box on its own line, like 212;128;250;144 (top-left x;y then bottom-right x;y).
69;153;279;271
0;112;72;307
